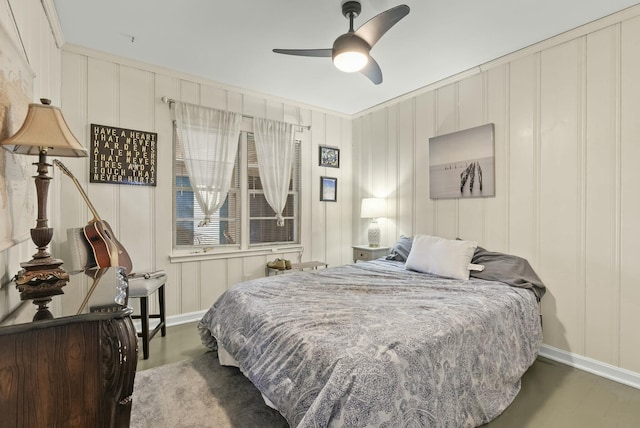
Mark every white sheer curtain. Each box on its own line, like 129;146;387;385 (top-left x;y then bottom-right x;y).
172;102;242;226
253;118;295;226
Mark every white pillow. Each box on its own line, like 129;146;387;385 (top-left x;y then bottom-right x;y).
405;234;478;280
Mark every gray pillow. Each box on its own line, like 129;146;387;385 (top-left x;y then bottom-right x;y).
387;235;413;261
470;246;546;300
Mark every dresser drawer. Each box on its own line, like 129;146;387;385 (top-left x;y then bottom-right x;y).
352;246;390;263
354;249;376;261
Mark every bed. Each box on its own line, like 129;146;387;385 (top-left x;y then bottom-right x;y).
198;238;545;427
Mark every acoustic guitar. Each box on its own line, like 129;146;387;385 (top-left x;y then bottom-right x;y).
53;160;133;275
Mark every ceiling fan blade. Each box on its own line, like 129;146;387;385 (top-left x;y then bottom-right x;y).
354;4;410;48
360;56;383;85
272;48;332;58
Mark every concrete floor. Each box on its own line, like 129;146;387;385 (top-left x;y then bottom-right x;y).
137;322;640;427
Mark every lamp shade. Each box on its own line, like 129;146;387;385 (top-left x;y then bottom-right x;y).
0;99;87;157
360;197;385;219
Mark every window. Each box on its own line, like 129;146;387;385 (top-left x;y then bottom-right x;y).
174;129;300;250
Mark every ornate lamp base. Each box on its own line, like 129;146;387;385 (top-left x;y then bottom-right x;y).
14;256;69;321
14;213;69;319
15;269;68;298
367;220;381;247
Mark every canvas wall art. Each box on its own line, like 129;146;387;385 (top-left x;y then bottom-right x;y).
429;123;495;199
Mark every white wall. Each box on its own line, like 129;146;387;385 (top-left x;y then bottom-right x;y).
352;8;640;375
54;45;353;318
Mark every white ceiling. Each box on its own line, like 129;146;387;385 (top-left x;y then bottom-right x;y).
52;0;640;115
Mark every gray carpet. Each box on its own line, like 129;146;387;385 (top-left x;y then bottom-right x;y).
131;352;289;428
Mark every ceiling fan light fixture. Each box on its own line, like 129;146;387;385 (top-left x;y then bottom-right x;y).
273;2;410;84
332;33;370;73
334;51;368;72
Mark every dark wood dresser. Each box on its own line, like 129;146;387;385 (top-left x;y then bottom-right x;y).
0;268;138;428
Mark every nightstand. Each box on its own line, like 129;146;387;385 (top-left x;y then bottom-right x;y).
352;245;390;263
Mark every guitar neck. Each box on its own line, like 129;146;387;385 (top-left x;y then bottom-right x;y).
53;160;102;223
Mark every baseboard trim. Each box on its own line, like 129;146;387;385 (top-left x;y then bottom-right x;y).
166;310;208;326
133;310;207;332
539;344;640;390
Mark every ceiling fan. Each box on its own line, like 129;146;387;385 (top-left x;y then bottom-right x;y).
273;1;410;85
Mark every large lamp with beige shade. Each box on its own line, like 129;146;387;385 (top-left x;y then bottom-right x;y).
0;98;87;319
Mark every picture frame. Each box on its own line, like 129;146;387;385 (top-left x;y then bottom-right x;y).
319;145;340;168
320;176;337;202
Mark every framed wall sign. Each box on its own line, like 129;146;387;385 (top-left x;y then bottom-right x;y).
320;176;337;202
90;124;158;186
319;146;340;168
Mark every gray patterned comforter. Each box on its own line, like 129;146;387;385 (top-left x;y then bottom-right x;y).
198;259;543;427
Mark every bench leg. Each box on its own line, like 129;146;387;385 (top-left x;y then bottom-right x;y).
159;284;166;337
140;296;150;360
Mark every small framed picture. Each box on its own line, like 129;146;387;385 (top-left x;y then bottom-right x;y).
320;176;337;202
319;146;340;168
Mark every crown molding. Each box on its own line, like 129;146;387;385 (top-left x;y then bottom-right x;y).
41;0;65;48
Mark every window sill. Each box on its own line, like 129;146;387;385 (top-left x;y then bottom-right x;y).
170;244;304;264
